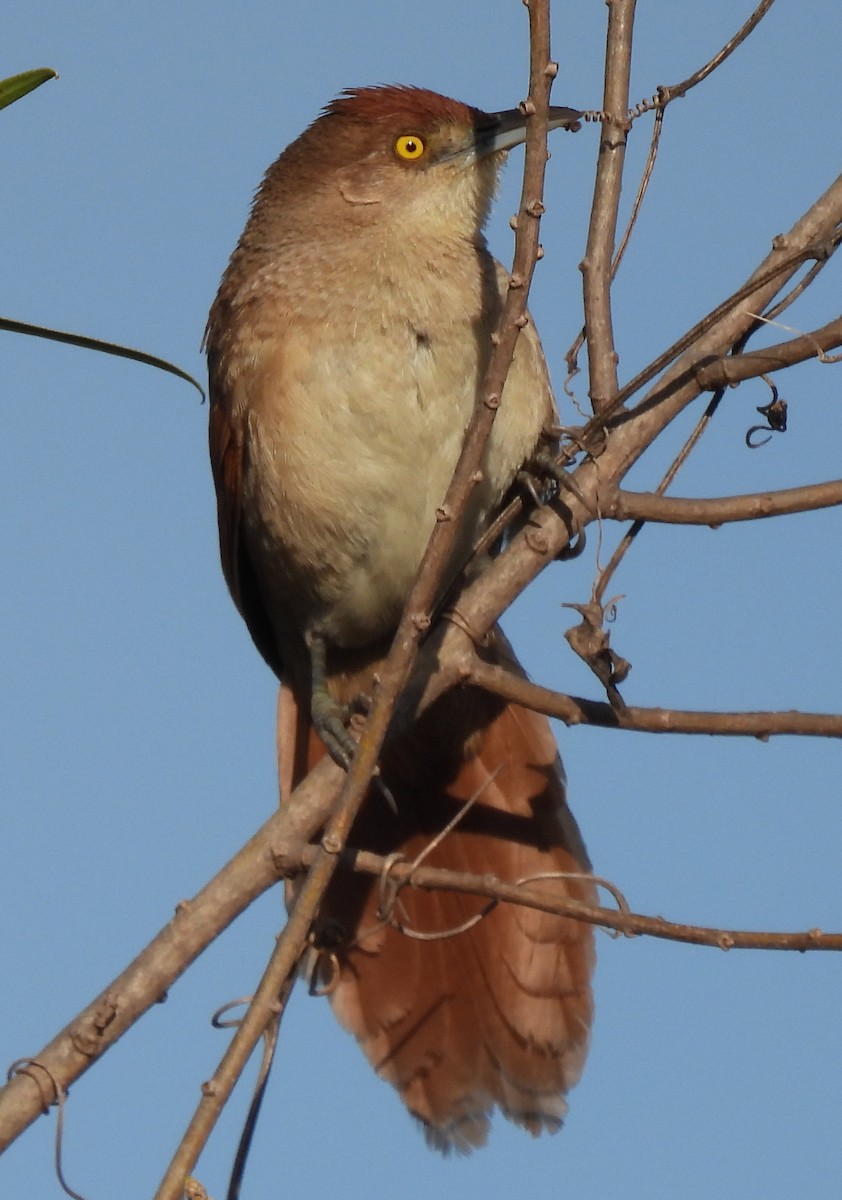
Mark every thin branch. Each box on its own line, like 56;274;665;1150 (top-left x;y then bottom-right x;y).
631;0;777;114
593;389;722;605
428;170;842;673
609;233;842;421
663;0;776;99
466;657;842;740
290;843;842;953
696;314;842;389
581;0;636;412
613;479;842;525
0;757;344;1152
760;256;832;323
609;0;777;318
564;104;661;393
610;107;662;277
154;865;316;1200
613;1;777;305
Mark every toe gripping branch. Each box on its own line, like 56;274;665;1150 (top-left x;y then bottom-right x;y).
304;628;359;769
519;446;591;560
304;629;395;808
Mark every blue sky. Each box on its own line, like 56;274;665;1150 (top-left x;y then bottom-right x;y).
2;3;841;1198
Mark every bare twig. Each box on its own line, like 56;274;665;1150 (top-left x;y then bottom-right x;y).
592;389;722;604
696;314;842;388
631;0;777;116
0;757;343;1152
613;479;842;525
610;107;662;277
466;656;842;740
154;915;300;1199
564;104;661;395
760;256;833;323
424;171;842;679
290;843;842;953
609;232;842;421
566;2;777;386
581;0;636;413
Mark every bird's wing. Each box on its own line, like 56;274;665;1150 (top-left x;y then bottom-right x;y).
207;369;286;681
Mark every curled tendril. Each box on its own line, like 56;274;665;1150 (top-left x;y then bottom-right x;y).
746;380;788;448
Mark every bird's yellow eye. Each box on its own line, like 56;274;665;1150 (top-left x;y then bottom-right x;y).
394;134;426;161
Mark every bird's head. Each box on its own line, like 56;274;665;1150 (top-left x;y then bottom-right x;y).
253;85;581;243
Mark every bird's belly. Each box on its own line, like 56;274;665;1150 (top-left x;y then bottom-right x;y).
243;328;496;646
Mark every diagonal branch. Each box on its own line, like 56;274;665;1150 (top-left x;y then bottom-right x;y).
154;4;560;1193
0;758;343;1152
631;0;777;114
394;168;842;728
473;177;842;614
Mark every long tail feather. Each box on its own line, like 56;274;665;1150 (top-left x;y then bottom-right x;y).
279;629;596;1152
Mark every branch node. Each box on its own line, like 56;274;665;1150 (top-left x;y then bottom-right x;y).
442;606;487;648
271;837;306;876
524;526;550;555
70;996;118;1057
321;832;343;855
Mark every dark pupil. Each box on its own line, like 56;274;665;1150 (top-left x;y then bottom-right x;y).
405;139;417;154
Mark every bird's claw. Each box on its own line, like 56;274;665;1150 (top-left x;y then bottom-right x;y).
306;626;358;769
523;448;596;517
310;688;358;770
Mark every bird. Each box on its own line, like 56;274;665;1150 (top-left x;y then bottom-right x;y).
205;84;596;1153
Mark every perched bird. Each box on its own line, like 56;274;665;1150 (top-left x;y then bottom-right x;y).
206;85;595;1152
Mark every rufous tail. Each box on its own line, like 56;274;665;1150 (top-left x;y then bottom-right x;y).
277;628;596;1153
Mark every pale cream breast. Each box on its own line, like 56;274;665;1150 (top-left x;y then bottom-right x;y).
225;232;555;648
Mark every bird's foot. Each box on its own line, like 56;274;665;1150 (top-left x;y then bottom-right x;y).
521;447;595;516
310;683;358;770
306;627;358;769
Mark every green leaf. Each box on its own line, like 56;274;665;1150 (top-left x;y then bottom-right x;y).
0;68;58;112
